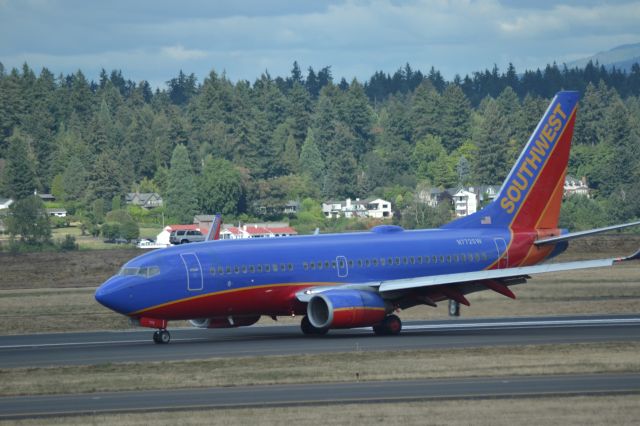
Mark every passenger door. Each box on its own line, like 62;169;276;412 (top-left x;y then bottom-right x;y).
180;253;204;291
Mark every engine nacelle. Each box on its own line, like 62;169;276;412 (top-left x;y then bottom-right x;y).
307;289;388;330
189;315;261;329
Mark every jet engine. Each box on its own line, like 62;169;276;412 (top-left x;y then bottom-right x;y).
307;289;388;330
189;315;261;328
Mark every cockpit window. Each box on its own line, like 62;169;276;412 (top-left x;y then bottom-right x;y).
119;266;160;278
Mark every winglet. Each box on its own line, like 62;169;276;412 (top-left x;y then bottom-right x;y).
616;248;640;263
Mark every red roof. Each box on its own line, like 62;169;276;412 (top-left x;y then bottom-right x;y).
222;226;297;236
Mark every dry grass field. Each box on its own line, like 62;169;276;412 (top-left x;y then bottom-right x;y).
2;395;640;426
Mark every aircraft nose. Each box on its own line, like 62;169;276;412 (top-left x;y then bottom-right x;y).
95;277;130;314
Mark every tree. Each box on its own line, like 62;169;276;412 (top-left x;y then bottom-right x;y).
474;98;510;184
6;195;51;245
299;129;324;184
166;145;198;223
2;130;39;199
410;81;440;142
198;155;245;216
439;84;471;152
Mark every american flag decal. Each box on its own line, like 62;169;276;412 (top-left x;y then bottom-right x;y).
481;216;492;225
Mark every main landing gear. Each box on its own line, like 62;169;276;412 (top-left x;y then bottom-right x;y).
373;314;402;336
152;329;171;344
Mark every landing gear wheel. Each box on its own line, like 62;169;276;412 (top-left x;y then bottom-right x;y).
301;316;328;335
153;329;171;344
373;315;402;336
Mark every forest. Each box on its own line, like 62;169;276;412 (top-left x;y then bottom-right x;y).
1;59;640;242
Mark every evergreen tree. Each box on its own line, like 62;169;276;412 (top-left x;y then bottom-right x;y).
299;128;324;184
86;151;126;204
2;130;38;199
439;84;471;152
166;144;198;223
410;81;440;142
61;154;87;202
474;98;509;184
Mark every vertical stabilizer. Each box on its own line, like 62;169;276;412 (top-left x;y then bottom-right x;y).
443;91;579;231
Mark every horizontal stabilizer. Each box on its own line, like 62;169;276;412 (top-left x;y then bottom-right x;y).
535;220;640;245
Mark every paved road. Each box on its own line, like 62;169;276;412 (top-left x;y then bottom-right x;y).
1;315;639;368
1;373;639;419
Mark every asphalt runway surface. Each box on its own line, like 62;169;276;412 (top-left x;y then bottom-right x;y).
2;373;639;419
1;314;639;368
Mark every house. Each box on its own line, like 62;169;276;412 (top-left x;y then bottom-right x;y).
38;193;56;202
46;208;67;217
219;222;298;240
451;188;478;217
125;192;164;209
416;188;451;207
367;198;393;219
474;185;500;205
0;197;13;210
564;176;590;198
284;201;300;215
322;198;393;220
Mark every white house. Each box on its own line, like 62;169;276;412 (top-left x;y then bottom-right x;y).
46;208;67;217
367;198;394;219
564;176;590;198
322;198;393;220
452;188;478;217
0;197;13;210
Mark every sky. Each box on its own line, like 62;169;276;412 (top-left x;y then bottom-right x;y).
1;0;639;89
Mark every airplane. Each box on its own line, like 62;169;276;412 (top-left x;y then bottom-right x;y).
96;91;640;344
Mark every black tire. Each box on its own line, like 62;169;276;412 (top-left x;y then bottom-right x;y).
374;315;402;336
180;239;189;244
152;330;161;344
160;330;171;344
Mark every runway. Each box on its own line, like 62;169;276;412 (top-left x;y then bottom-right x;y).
1;373;639;419
1;314;639;368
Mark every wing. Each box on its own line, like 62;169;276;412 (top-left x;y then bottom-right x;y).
296;248;640;305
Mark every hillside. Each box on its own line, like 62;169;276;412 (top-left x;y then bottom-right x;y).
567;43;640;71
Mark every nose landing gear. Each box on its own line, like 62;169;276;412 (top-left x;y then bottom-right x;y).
152;329;171;344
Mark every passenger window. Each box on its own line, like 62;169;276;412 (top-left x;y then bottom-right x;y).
303;262;309;271
257;265;263;273
210;266;216;275
365;259;371;267
358;259;363;267
242;265;247;273
403;257;408;265
280;263;285;272
288;263;293;271
482;253;488;261
234;265;239;273
388;257;393;266
440;256;445;263
433;256;438;263
410;257;415;265
324;261;330;269
417;256;422;264
425;256;430;264
395;257;400;265
454;255;459;263
332;261;336;268
226;266;231;273
380;258;385;266
310;262;315;270
348;260;354;267
461;254;466;263
249;265;255;273
217;266;223;274
339;259;345;268
446;256;451;263
265;264;271;272
474;253;480;262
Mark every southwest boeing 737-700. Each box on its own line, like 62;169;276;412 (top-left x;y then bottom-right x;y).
96;91;640;344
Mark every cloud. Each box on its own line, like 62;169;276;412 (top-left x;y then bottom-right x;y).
160;45;208;61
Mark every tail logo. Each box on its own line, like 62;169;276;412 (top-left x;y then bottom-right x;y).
500;102;568;214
